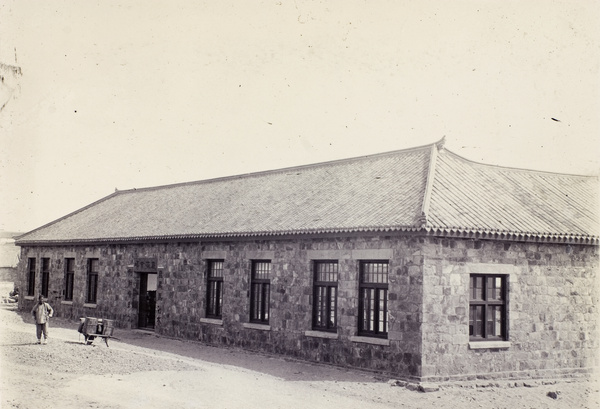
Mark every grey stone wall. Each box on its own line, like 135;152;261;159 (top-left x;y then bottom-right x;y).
17;244;144;326
17;235;425;378
421;238;599;381
15;235;598;381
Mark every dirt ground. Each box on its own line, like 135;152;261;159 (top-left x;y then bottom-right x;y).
0;287;598;408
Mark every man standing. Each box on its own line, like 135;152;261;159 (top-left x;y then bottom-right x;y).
31;295;54;344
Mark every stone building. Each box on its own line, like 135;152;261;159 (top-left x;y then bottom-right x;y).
14;140;599;381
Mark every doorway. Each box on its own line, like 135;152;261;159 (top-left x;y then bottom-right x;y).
138;273;157;329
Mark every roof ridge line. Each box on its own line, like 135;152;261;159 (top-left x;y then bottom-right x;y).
417;137;445;227
117;140;442;194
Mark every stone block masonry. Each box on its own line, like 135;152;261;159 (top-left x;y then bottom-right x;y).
15;234;598;381
16;235;425;379
421;238;598;381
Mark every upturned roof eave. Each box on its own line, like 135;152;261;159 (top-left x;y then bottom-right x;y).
421;224;599;245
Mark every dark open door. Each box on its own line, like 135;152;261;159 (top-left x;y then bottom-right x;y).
138;273;157;329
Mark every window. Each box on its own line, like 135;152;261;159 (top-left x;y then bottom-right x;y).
206;260;224;318
469;275;507;341
64;258;75;301
250;261;270;324
41;258;50;298
27;258;36;296
86;258;99;304
358;261;389;338
312;261;338;331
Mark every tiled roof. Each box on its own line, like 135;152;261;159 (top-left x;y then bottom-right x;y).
15;140;599;245
425;148;598;243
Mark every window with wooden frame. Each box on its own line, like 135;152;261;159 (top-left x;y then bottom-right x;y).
250;260;271;324
41;258;50;298
358;261;389;338
64;258;75;301
27;258;36;296
86;258;99;304
469;274;507;341
206;260;224;318
312;261;338;332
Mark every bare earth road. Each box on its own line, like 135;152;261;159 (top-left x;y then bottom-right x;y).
0;302;598;409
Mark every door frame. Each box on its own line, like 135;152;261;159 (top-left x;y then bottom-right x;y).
133;258;158;330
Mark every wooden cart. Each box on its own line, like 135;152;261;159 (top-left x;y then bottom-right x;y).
78;317;114;347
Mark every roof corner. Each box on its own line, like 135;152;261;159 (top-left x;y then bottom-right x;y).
417;139;443;228
414;212;428;229
435;136;446;151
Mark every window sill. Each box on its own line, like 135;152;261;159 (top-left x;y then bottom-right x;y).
83;303;97;308
24;296;34;300
304;330;338;339
61;301;73;305
350;336;390;346
469;341;511;349
242;322;271;331
200;318;223;326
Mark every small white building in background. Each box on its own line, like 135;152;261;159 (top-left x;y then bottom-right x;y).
0;232;22;282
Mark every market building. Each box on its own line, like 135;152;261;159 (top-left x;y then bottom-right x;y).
14;140;599;381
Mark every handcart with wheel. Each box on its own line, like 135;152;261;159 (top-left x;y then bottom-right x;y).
77;317;115;347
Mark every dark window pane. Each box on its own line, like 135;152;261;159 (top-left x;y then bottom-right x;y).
469;306;475;336
207;281;216;315
87;259;99;303
471;276;483;300
379;289;387;333
487;276;503;301
87;273;98;303
329;287;336;327
362;262;388;284
358;261;389;337
361;288;375;332
207;260;224;318
470;274;507;341
495;306;503;336
27;258;36;296
313;261;338;330
41;258;50;298
251;283;261;320
263;284;270;321
208;261;224;278
253;262;270;280
250;260;270;324
474;305;483;337
217;282;223;314
316;262;338;282
64;258;74;301
486;305;503;337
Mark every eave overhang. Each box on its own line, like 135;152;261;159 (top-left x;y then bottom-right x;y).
15;225;598;247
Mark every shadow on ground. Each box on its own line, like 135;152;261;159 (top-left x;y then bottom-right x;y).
6;308;389;384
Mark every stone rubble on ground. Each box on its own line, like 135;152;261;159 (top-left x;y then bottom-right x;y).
387;377;579;396
546;391;560;400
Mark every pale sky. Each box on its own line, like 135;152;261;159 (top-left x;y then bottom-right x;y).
1;0;598;233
